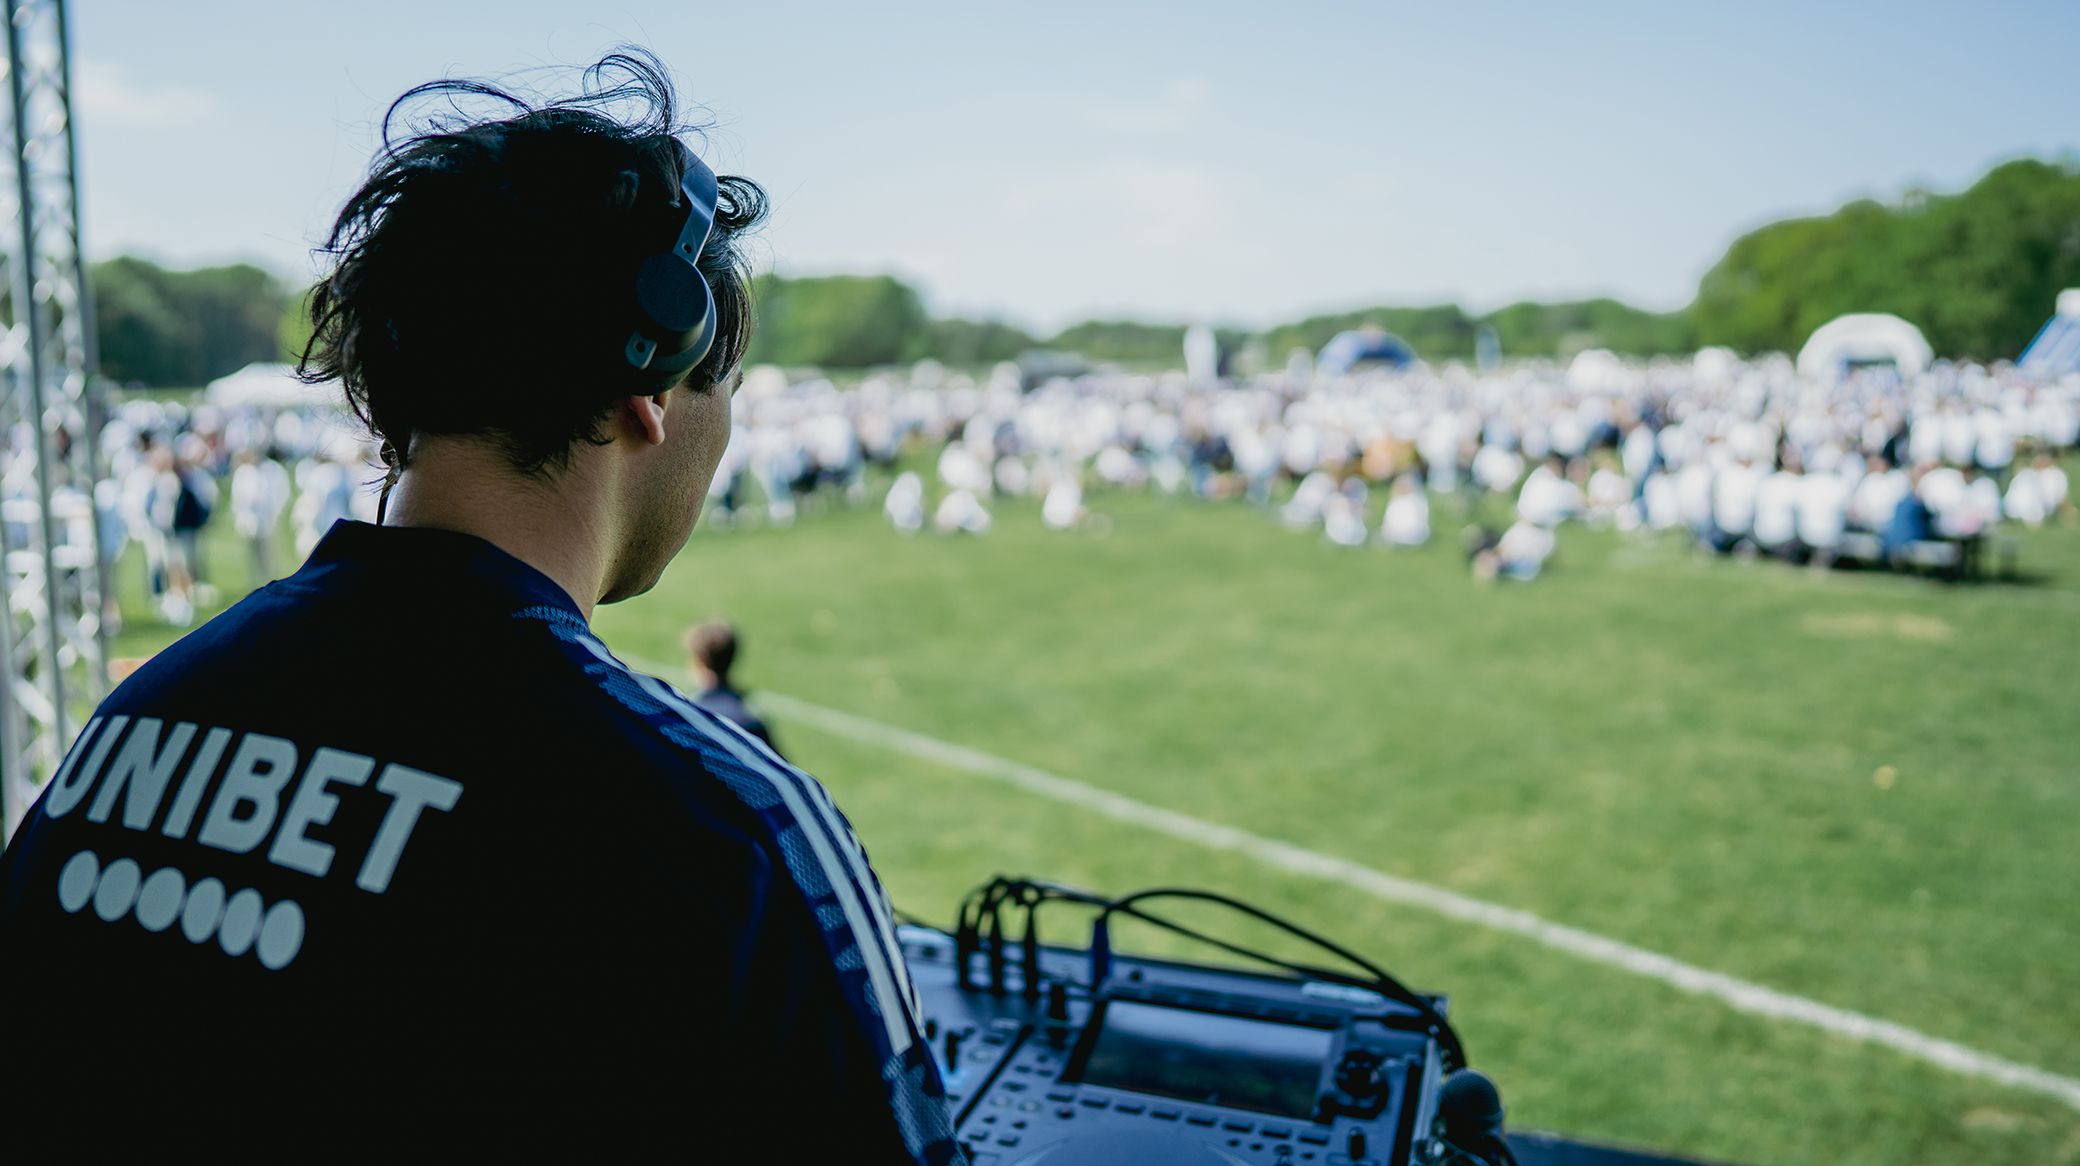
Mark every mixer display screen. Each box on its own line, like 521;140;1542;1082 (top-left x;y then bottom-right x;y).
1071;1000;1334;1119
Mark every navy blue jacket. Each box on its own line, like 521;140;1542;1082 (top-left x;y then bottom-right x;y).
0;522;957;1162
694;684;781;757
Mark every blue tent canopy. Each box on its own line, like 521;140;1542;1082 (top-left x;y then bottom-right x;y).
1316;329;1416;376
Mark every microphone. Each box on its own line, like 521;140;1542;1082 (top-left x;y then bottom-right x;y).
1438;1069;1507;1161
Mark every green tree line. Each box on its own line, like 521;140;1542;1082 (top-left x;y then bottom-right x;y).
92;257;291;387
90;156;2079;386
1690;158;2080;359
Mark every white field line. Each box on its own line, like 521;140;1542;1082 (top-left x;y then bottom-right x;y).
631;661;2080;1113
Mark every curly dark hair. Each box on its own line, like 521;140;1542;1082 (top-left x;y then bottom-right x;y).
297;50;768;475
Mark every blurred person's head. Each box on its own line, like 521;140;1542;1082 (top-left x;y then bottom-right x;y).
684;618;740;689
298;51;769;608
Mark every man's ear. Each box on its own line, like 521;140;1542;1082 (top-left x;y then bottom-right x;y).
623;390;673;447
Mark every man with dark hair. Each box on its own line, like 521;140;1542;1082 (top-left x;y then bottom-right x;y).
686;617;782;756
0;54;956;1162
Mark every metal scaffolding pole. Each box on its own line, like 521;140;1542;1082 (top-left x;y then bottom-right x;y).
1;0;104;841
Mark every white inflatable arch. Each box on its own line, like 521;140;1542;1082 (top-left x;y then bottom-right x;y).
1795;313;1933;381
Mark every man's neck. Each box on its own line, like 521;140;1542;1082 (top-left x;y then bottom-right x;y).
382;437;612;620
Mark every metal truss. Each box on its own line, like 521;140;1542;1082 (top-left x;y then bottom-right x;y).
1;0;105;840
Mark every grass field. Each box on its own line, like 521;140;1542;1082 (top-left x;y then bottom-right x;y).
112;485;2080;1166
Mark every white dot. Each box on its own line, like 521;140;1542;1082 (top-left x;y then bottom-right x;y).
218;889;263;957
256;901;305;971
56;850;99;913
92;858;141;922
181;878;225;944
135;867;186;932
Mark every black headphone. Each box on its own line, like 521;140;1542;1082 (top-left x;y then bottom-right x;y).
623;148;721;381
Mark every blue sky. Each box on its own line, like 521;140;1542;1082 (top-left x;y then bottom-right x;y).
72;1;2080;331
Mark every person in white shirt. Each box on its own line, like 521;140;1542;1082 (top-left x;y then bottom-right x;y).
1281;470;1337;530
1380;473;1431;547
750;425;804;527
292;452;355;558
1282;423;1322;479
1674;457;1715;538
1917;463;1969;535
1751;460;1803;556
119;437;168;601
994;455;1033;498
1322;491;1369;548
1796;468;1852;559
1419;414;1461;494
1041;474;1086;532
1494;520;1556;581
1940;407;1978;468
1906;415;1944;468
1621;421;1658;483
883;471;926;535
1471;443;1523;496
1848;456;1909;532
1231;426;1278;505
1973;409;2015;479
1711;455;1762;550
1642;472;1682;531
933;488;992;535
1933;465;2001;539
2003;452;2070;527
143;446;197;624
229;448;291;581
1516;456;1583;528
1585;461;1633;527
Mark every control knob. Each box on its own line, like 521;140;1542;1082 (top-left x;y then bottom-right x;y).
1321;1050;1390;1119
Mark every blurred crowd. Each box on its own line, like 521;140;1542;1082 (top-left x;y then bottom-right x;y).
1;398;377;627
5;349;2074;628
719;350;2076;581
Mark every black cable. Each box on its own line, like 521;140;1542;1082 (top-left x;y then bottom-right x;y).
955;875;1028;989
1112;902;1391;993
1103;887;1397;988
1104;890;1436;1010
953;880;1000;990
943;875;1466;1069
1096;887;1465;1070
1018;887;1045;1000
981;880;1386;1010
982;885;1008;994
951;877;1109;996
1102;898;1465;1071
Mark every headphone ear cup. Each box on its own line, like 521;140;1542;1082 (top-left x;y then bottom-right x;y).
625;151;722;375
634;252;713;336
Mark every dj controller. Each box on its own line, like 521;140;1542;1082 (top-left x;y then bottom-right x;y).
905;924;1468;1166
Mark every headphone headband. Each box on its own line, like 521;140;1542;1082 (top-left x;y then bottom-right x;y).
624;149;721;381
